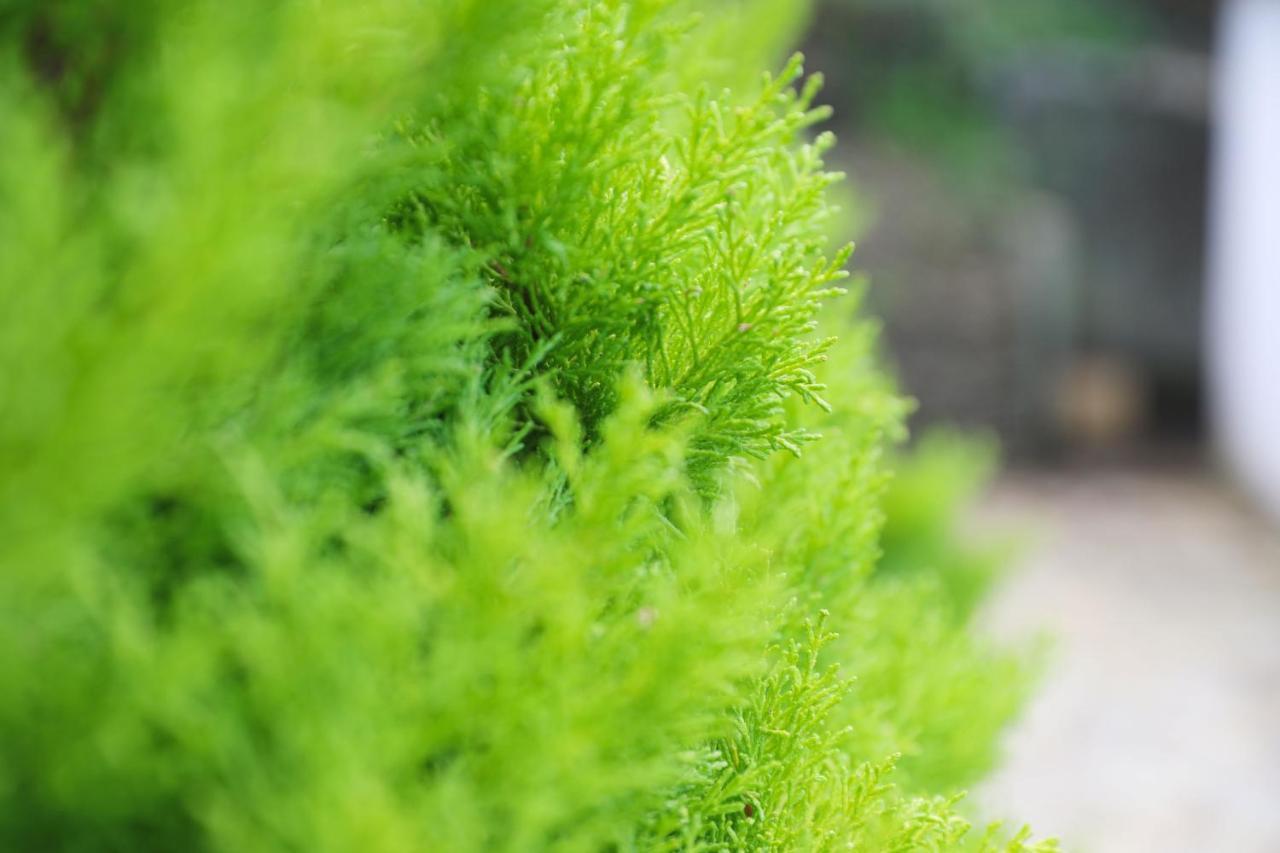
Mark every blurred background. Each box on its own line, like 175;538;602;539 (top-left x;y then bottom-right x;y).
800;0;1280;849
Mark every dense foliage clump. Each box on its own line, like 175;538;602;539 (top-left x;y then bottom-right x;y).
0;1;1049;849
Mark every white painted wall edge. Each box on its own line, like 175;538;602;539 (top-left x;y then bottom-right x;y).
1207;0;1280;522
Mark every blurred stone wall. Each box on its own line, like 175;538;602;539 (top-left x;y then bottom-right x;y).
805;0;1214;459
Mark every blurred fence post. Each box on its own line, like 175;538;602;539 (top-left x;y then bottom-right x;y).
1208;0;1280;522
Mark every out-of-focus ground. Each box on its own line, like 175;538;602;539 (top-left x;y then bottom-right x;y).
973;466;1280;852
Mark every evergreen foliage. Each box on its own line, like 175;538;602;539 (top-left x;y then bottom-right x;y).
1;1;1051;849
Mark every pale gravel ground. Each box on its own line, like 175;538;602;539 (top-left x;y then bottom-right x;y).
971;467;1280;853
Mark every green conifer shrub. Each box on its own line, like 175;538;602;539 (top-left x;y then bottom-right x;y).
0;1;1052;849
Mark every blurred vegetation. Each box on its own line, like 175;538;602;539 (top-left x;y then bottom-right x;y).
811;0;1147;187
1;1;1047;849
880;431;1007;622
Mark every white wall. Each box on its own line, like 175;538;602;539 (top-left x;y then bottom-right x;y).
1208;0;1280;521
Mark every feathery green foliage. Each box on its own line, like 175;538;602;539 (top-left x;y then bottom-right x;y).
397;2;848;490
1;1;1050;849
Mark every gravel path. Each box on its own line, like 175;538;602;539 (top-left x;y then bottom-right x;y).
973;467;1280;852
